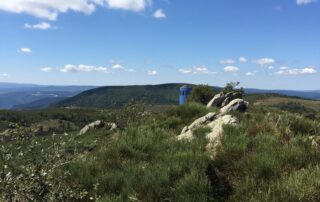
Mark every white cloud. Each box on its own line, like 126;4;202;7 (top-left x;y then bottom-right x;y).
275;67;317;75
112;64;125;69
279;66;290;70
105;0;150;12
179;65;217;75
255;58;276;66
111;64;135;72
0;0;151;21
153;9;166;18
179;68;193;74
148;70;157;75
220;59;235;65
60;64;109;73
0;73;9;77
40;67;53;72
301;67;317;74
0;0;97;21
245;72;255;76
224;66;240;73
268;66;275;70
239;57;247;63
24;22;52;30
297;0;317;5
19;48;32;53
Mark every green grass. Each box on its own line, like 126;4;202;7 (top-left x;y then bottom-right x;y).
65;126;212;201
1;102;320;201
213;107;320;202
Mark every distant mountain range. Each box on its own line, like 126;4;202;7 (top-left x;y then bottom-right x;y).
1;82;320;110
244;88;320;100
56;83;320;109
0;82;96;109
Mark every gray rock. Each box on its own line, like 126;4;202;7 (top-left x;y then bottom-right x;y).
79;120;117;135
206;93;226;108
79;120;104;135
177;112;217;140
206;115;238;158
106;122;118;130
207;92;243;108
220;99;249;115
221;92;243;107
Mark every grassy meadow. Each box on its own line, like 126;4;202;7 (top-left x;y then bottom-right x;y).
1;98;320;201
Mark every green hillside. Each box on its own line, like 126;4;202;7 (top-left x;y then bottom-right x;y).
2;85;320;201
56;83;196;108
2;101;320;201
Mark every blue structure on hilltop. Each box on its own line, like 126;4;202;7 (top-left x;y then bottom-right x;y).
179;85;192;105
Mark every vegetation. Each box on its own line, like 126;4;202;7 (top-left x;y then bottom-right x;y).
187;85;216;105
56;84;197;108
1;89;320;201
222;81;244;94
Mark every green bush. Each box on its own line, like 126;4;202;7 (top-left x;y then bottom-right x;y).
187;85;215;105
222;81;244;94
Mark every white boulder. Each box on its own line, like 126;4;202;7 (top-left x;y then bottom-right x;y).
220;99;249;115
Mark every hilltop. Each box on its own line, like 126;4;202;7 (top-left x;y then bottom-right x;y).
56;83;200;108
56;83;320;109
1;87;320;201
1;83;320;202
1;82;320;110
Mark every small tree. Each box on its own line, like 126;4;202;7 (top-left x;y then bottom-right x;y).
187;85;215;105
222;81;244;95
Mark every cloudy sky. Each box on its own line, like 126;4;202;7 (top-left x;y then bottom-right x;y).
0;0;319;90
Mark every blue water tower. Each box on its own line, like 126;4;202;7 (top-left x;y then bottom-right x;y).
179;85;192;105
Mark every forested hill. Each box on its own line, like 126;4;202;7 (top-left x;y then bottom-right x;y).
56;83;320;109
56;83;198;108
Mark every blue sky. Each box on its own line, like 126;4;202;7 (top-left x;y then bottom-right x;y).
0;0;319;90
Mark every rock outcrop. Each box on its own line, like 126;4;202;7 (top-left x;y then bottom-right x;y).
221;92;242;107
178;112;238;157
220;98;249;115
207;92;242;108
206;93;226;108
178;112;218;140
205;115;238;156
179;92;248;158
79;120;117;135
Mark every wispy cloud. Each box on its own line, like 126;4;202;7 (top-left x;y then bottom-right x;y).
111;63;135;72
296;0;317;5
104;0;151;12
239;57;247;63
24;22;52;30
224;66;240;73
220;59;235;65
245;72;255;76
0;73;9;77
255;58;276;66
179;65;217;75
19;48;32;53
148;70;157;75
275;67;317;75
60;64;110;73
153;9;166;18
0;0;152;21
112;64;125;69
40;67;53;72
